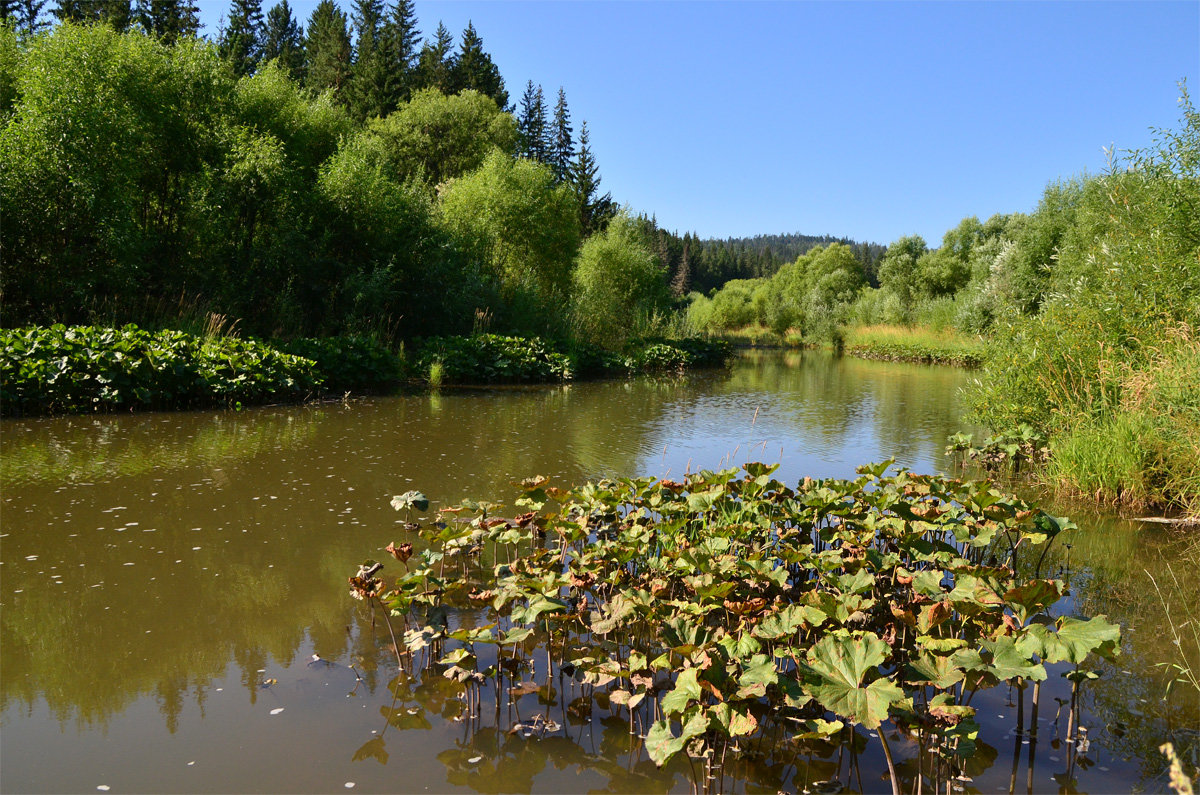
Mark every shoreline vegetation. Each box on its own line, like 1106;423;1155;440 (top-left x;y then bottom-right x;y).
706;323;986;368
0;324;731;417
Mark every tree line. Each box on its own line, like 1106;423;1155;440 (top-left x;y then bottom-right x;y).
0;15;650;345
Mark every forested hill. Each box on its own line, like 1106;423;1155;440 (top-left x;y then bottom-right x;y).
640;223;887;297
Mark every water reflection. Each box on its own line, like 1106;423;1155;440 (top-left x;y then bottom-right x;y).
1;351;1196;793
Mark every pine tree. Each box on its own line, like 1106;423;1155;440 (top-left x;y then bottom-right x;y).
137;0;200;44
261;0;304;80
516;81;548;162
347;0;387;119
379;0;418;109
413;21;453;93
305;0;352;97
219;0;265;77
449;21;507;109
549;86;572;182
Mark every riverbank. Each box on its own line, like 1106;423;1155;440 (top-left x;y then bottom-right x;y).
844;324;985;367
0;325;732;417
703;323;984;367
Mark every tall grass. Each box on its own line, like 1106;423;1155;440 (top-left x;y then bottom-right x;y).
845;324;985;367
1042;329;1200;514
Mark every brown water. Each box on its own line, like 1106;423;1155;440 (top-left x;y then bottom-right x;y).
2;350;1196;793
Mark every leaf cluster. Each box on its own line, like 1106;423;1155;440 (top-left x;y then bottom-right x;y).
367;463;1121;770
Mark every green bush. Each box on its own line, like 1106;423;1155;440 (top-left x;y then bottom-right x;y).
278;336;403;393
415;334;572;384
413;334;732;385
1;325;321;416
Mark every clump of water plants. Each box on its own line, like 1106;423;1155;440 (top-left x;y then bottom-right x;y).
353;463;1120;794
946;424;1050;475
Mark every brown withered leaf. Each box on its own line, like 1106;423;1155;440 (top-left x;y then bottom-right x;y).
385;541;413;563
723;597;769;615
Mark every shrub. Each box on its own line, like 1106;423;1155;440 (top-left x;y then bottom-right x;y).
278;336;403;393
1;324;320;416
415;334;571;384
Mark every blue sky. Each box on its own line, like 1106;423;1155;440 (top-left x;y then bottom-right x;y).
194;1;1199;245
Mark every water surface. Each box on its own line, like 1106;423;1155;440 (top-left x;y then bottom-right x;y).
2;351;1196;793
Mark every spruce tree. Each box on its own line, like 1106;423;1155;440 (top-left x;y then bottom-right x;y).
379;0;419;109
261;0;304;80
305;0;352;97
413;21;453;93
219;0;265;77
137;0;200;44
52;0;99;23
348;0;387;119
516;81;548;162
8;0;48;32
671;239;691;297
549;86;572;182
570;120;610;235
449;21;507;109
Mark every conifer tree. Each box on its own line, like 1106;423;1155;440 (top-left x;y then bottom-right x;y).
54;0;128;26
219;0;265;77
516;81;548;162
549;86;572;182
347;0;387;119
305;0;351;97
8;0;48;32
449;21;506;109
379;0;418;109
261;0;304;80
671;238;692;297
137;0;200;44
51;0;88;23
413;21;453;93
570;120;613;236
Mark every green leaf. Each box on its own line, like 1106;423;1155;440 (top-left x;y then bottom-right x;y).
718;632;762;659
1002;580;1064;625
645;720;686;766
802;634;903;729
660;668;702;716
905;652;965;690
981;636;1047;682
1044;615;1122;664
738;654;778;689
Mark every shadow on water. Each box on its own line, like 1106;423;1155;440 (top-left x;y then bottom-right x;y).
1;350;1196;792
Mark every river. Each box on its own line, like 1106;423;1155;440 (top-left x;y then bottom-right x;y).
2;350;1196;793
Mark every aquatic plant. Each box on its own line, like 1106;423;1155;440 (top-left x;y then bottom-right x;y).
0;324;321;416
277;336;404;393
353;463;1120;793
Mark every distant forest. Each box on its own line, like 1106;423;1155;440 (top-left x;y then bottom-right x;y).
643;228;887;296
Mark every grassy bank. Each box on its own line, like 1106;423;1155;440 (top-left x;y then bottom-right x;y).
1040;332;1200;516
844;324;985;367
